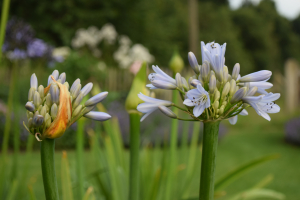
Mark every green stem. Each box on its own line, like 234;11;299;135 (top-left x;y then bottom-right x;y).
0;0;11;61
41;139;60;200
76;118;85;199
199;121;220;200
129;112;141;200
2;63;17;157
165;90;179;200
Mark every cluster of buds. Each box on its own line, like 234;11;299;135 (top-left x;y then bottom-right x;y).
24;70;111;141
138;41;280;124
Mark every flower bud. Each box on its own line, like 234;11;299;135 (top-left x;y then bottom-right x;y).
232;63;240;80
82;106;95;115
223;66;228;83
27;111;33;119
246;86;258;96
50;83;60;104
63;82;69;90
188;52;200;74
181;77;189;91
30;73;38;89
152;80;177;90
28;87;36;101
190;79;202;88
84;111;111;121
81;83;93;96
209;74;216;94
158;106;177;119
227;74;232;82
73;105;83;117
25;102;35;112
44;113;51;128
38;85;44;99
201;62;210;82
28;118;33;128
70;79;80;94
71;84;81;99
37;105;43;112
40;106;47;118
46;93;52;108
51;103;58;120
73;93;84;108
59;73;66;84
221;82;230;99
33;114;44;127
229;79;236;97
85;92;108;107
219;105;225;115
52;70;59;80
238;70;272;82
33;91;42;108
214;90;220;101
169;51;184;73
222;101;227;106
213;101;219;110
175;73;182;89
230;87;247;104
198;75;204;86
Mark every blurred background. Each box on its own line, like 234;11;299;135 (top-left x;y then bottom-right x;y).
1;0;300;199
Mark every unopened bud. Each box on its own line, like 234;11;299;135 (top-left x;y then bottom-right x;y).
82;106;95;115
81;83;93;96
28;118;33;128
73;105;83;117
73;93;84;108
181;77;189;91
223;66;228;83
59;73;66;84
222;101;227;106
175;73;182;89
230;87;247;104
28;87;36;101
213;101;219;110
40;106;47;118
219;105;225;115
50;83;60;104
227;74;232;82
232;63;240;80
30;73;38;89
46;93;52;108
209;74;216;94
44;113;51;128
71;84;81;99
50;103;58;120
63;82;69;90
85;92;108;107
27;111;33;119
221;82;230;99
229;79;236;96
214;90;220;101
25;102;35;112
190;79;202;88
33;115;44;127
33;91;42;108
201;62;210;82
246;86;258;96
158;106;177;119
188;52;200;74
38;85;45;99
70;79;81;94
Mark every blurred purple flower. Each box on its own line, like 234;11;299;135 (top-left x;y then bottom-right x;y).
27;39;48;58
285;117;300;146
6;49;27;60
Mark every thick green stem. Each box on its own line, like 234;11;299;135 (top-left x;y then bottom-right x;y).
199;121;220;200
129;112;141;200
76;118;85;199
0;0;11;61
41;139;60;200
165;90;179;200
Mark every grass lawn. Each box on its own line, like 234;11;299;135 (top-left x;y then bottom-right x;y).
7;106;300;200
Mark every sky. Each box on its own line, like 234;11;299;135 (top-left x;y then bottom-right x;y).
229;0;300;20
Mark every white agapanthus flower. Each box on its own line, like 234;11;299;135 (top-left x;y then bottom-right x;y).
183;84;210;117
137;41;280;124
147;65;177;90
137;93;172;121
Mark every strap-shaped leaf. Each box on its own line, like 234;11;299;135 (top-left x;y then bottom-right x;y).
214;154;279;191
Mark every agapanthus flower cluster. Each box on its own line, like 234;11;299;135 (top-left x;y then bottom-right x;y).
137;41;280;124
2;18;61;62
24;70;111;141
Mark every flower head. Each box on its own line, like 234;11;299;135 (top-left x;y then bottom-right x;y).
138;41;280;124
24;70;111;141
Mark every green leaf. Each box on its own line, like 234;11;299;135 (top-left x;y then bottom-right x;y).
214;154;279;191
61;151;74;200
227;188;285;200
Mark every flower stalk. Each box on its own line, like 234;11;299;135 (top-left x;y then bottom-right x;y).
129;112;141;200
41;139;60;200
199;121;220;200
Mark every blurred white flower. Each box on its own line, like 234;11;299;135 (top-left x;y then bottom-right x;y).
97;61;107;71
52;47;70;58
100;24;117;44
